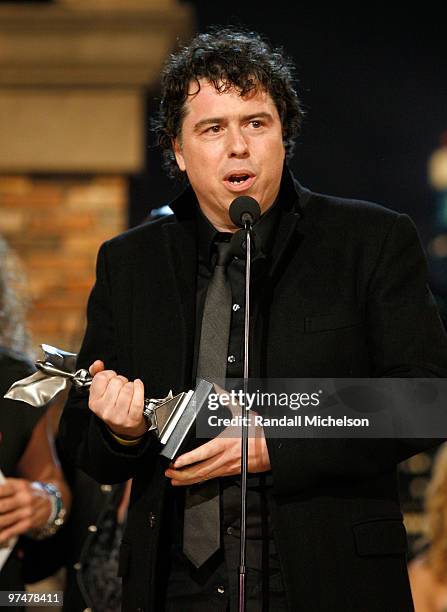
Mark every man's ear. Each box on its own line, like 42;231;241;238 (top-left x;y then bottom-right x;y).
173;138;186;172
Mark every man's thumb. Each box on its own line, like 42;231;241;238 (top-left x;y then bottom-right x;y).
89;360;105;377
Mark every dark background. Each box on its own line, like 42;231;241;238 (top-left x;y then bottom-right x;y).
131;2;446;250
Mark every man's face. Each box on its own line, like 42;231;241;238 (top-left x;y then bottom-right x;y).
173;79;286;231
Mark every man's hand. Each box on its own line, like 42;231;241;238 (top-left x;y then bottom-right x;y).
88;360;147;439
164;419;271;486
0;478;51;544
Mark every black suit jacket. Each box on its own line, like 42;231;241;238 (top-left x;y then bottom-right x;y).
59;171;447;611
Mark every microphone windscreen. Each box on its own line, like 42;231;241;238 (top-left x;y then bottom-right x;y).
229;196;261;227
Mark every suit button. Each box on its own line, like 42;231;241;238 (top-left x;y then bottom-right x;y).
149;512;156;528
88;524;97;533
100;484;112;493
73;562;82;570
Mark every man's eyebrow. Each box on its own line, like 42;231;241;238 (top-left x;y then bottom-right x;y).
193;117;224;132
193;112;274;132
241;112;274;122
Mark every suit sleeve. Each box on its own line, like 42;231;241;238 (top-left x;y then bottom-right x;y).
57;241;156;485
267;213;447;497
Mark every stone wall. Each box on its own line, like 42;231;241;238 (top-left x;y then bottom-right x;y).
0;0;193;356
0;175;126;353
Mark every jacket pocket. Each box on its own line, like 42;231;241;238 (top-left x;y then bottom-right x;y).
352;518;408;557
304;311;362;333
118;540;131;577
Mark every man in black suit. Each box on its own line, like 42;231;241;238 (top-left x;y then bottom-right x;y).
59;28;447;611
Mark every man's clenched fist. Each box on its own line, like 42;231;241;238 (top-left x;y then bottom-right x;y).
88;360;147;439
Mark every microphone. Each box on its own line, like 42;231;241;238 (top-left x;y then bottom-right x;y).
229;196;261;228
228;195;260;612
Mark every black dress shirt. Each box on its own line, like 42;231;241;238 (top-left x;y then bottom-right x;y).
160;178;296;611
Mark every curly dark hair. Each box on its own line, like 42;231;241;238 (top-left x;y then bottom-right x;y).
154;27;304;178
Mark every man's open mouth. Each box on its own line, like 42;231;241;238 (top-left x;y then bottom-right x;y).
229;174;250;184
224;172;256;191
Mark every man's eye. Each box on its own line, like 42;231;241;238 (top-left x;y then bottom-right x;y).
206;125;221;133
250;120;262;128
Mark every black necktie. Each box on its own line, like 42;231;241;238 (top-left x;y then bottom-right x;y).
183;241;232;568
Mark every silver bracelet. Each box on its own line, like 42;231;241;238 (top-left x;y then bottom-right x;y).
28;482;66;540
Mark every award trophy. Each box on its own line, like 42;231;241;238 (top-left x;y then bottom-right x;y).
4;344;213;461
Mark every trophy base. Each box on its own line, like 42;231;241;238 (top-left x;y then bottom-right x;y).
159;379;214;462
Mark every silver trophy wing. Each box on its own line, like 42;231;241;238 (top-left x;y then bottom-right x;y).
4;370;70;407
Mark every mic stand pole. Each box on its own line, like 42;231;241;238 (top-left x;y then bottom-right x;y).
238;220;252;612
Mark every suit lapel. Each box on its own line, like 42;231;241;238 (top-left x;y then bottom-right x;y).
161;219;197;391
131;215;197;396
251;173;310;377
268;172;310;280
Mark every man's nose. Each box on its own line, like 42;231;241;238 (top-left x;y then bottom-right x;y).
227;127;249;158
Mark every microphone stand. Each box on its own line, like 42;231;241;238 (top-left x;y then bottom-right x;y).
238;218;252;612
229;195;260;612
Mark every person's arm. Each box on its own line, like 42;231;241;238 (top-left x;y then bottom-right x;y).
0;412;71;544
408;557;437;612
164;401;270;485
58;241;156;485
